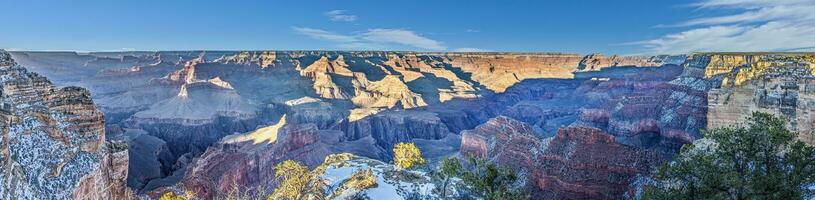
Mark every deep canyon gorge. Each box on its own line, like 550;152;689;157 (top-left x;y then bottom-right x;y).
2;49;814;199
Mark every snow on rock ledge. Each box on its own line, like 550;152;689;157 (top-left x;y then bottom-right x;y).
0;49;129;200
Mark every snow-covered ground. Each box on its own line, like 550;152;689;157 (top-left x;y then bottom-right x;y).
321;155;438;200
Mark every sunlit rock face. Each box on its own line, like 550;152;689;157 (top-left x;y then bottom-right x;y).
179;121;335;199
10;49;815;199
442;53;582;92
701;53;815;144
0;49;128;200
577;53;685;72
8;50;699;198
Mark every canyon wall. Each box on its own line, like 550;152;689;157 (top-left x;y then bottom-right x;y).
8;50;815;199
702;54;815;144
0;50;129;199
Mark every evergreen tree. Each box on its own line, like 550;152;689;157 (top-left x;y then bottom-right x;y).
645;112;815;200
460;157;529;200
435;157;463;198
270;160;327;200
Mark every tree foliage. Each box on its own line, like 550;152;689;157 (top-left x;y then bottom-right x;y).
393;142;427;169
645;112;815;200
459;157;528;200
270;160;327;200
347;168;378;190
435;157;463;198
158;191;194;200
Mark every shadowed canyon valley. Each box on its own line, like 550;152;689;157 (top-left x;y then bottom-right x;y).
2;49;815;199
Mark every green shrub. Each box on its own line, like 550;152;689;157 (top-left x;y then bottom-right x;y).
644;112;815;199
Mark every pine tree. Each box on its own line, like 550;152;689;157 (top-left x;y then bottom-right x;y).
436;157;462;199
460;157;529;200
270;160;327;200
645;112;815;199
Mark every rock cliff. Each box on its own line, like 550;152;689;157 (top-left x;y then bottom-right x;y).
461;117;663;199
0;49;129;199
14;50;814;199
702;53;815;144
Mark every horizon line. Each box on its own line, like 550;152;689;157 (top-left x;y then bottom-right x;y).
5;49;815;56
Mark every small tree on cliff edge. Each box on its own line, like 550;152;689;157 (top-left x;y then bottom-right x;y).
460;156;529;200
393;142;427;170
159;191;195;200
644;112;815;199
270;160;327;200
435;157;463;199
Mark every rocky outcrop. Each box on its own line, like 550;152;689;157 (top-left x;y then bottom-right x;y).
442;53;582;92
214;51;277;68
577;53;675;72
179;121;334;199
461;117;664;199
460;116;541;160
532;127;664;199
351;74;427;109
702;53;815;144
298;55;354;99
338;110;452;156
74;141;130;200
0;49;129;199
13;50;815;200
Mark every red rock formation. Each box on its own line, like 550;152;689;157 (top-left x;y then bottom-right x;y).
8;50;693;197
442;53;582;92
179;123;332;199
461;117;664;199
533;127;663;199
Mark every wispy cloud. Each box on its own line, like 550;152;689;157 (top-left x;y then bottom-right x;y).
292;27;358;43
361;29;446;51
324;10;358;22
293;27;447;51
636;0;815;54
453;48;491;52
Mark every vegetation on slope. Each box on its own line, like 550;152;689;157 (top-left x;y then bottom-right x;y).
393;142;427;170
161;141;529;199
644;112;815;199
269;160;328;200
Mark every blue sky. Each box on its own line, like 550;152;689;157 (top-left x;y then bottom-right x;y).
1;0;813;55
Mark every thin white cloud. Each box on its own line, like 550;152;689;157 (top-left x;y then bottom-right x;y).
361;29;446;51
336;42;387;50
453;48;492;52
292;27;358;43
637;0;815;54
691;0;812;8
324;10;358;22
679;4;815;26
292;27;447;51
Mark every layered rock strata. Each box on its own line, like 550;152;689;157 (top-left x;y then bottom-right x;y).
0;49;129;200
5;50;698;197
702;53;815;144
461;117;663;199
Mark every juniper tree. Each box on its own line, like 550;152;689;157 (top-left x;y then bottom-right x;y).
645;112;815;200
